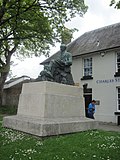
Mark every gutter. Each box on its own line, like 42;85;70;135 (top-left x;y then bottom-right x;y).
73;46;120;58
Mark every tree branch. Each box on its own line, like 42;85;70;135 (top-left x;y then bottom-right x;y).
0;58;5;66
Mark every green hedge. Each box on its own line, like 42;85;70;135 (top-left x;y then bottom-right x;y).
0;105;17;115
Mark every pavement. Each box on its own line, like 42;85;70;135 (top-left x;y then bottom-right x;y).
97;122;120;132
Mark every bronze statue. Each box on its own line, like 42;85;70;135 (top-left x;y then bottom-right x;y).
36;44;74;85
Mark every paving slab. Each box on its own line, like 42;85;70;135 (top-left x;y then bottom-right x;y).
98;122;120;132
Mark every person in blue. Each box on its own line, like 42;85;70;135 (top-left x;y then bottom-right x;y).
88;100;96;119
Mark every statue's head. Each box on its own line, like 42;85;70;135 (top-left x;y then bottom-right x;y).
60;44;67;51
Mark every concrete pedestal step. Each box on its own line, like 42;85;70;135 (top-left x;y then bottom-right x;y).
3;115;99;137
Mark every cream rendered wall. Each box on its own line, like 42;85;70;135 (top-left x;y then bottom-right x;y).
71;51;119;123
92;52;117;123
71;58;82;85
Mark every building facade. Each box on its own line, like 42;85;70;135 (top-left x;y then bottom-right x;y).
41;22;120;125
72;49;120;125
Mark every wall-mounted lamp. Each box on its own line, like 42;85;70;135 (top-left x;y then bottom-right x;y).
83;83;88;89
100;52;105;57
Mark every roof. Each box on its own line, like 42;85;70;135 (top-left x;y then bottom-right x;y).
4;76;31;89
41;22;120;64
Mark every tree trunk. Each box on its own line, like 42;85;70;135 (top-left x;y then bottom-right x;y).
0;89;3;107
0;44;17;107
0;72;8;107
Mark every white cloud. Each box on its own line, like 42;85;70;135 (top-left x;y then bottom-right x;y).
66;0;120;39
11;56;46;79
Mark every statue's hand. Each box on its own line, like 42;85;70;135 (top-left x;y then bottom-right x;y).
65;61;72;66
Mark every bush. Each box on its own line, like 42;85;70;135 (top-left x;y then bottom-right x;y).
0;105;17;115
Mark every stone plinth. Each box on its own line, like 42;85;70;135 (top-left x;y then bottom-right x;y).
17;81;85;118
3;81;98;136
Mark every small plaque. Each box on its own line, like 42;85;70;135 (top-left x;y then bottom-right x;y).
95;100;100;105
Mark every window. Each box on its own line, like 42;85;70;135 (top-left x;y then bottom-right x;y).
81;57;93;80
84;58;92;76
117;88;120;111
114;53;120;77
116;53;120;72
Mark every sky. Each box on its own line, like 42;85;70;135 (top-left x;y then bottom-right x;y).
11;0;120;79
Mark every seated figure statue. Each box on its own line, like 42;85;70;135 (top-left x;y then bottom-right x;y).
36;44;74;85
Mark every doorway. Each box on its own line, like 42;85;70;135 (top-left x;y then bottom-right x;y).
118;116;120;125
83;84;92;117
84;94;92;117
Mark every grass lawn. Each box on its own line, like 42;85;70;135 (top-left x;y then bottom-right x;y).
0;115;120;160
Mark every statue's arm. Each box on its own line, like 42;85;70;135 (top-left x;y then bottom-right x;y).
65;53;72;66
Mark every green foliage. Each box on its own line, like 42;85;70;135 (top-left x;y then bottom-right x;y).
0;125;120;160
0;0;88;95
0;0;88;58
0;114;3;121
110;0;120;8
0;105;17;115
61;27;77;45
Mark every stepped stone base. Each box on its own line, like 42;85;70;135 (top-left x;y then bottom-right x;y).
3;81;98;136
3;116;98;136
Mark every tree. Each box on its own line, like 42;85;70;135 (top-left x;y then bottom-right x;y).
0;0;88;106
61;27;76;45
110;0;120;8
